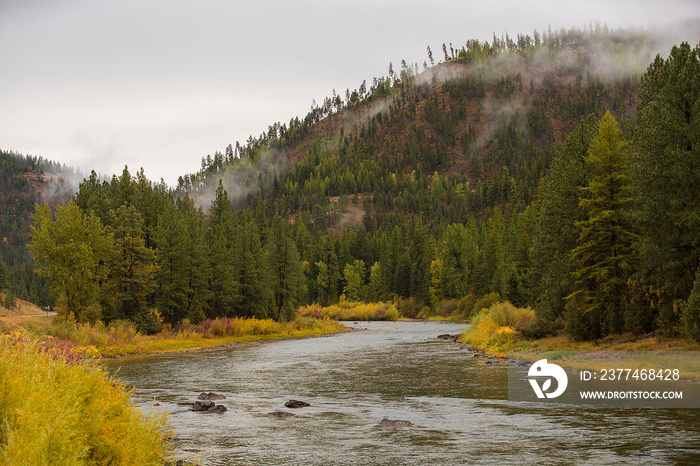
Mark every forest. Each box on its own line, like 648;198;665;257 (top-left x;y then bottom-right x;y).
4;24;700;342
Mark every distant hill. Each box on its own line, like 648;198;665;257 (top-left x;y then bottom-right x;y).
0;150;75;307
5;21;700;341
0;292;45;316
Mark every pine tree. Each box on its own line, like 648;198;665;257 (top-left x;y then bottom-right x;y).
630;42;700;333
75;170;109;222
529;115;597;329
267;215;305;321
440;222;478;299
0;256;9;291
206;180;239;317
683;267;700;342
566;111;635;338
154;201;188;324
234;220;270;319
103;205;157;329
178;196;211;324
134;168;166;250
315;232;340;305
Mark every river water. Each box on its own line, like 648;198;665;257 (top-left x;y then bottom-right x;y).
103;321;700;465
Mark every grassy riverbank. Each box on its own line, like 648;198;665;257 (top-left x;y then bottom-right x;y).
2;316;348;359
0;314;345;465
0;333;171;465
297;300;400;321
458;302;700;378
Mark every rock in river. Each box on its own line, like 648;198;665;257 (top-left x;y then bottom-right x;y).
198;392;226;400
268;410;295;418
208;405;228;413
284;399;310;408
378;418;413;427
437;334;459;341
192;400;215;411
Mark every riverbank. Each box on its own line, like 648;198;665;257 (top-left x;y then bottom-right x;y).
464;332;700;358
459;331;700;379
0;333;171;465
4;316;349;359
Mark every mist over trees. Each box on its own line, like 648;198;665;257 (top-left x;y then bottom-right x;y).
12;23;700;341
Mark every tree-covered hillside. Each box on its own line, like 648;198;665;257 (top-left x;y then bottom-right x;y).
19;23;700;340
0;150;76;307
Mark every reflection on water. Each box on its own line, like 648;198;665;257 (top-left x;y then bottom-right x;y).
103;322;700;465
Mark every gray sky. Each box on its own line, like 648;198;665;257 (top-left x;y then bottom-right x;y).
1;0;699;186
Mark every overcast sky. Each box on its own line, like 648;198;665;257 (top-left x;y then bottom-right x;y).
1;0;699;186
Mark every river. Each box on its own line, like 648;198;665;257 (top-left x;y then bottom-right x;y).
103;321;700;465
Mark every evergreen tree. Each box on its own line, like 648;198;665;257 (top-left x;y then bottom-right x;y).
178;195;211;324
478;208;507;296
367;261;386;302
133;168;166;250
343;260;365;302
75;170;109;222
235;220;270;318
440;222;478;299
682;267;700;342
267;215;305;321
566;111;635;338
154;201;188;324
110;166;137;213
0;256;9;291
409;222;431;304
206;181;240;317
315;232;340;305
630;42;700;333
529;115;597;330
103;205;157;330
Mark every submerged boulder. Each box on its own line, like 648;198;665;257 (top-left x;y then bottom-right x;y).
284;399;310;408
268;410;295;418
198;392;226;400
437;334;459;341
208;405;228;413
378;418;413;427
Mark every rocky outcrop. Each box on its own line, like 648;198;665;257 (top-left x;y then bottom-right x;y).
284;399;310;408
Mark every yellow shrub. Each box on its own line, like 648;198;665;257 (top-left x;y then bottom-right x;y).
0;334;170;465
459;302;534;351
296;301;399;321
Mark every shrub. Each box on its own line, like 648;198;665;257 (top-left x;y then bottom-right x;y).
469;292;501;318
397;297;423;318
459;301;535;351
297;301;400;321
457;294;477;319
132;309;163;335
0;333;170;465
